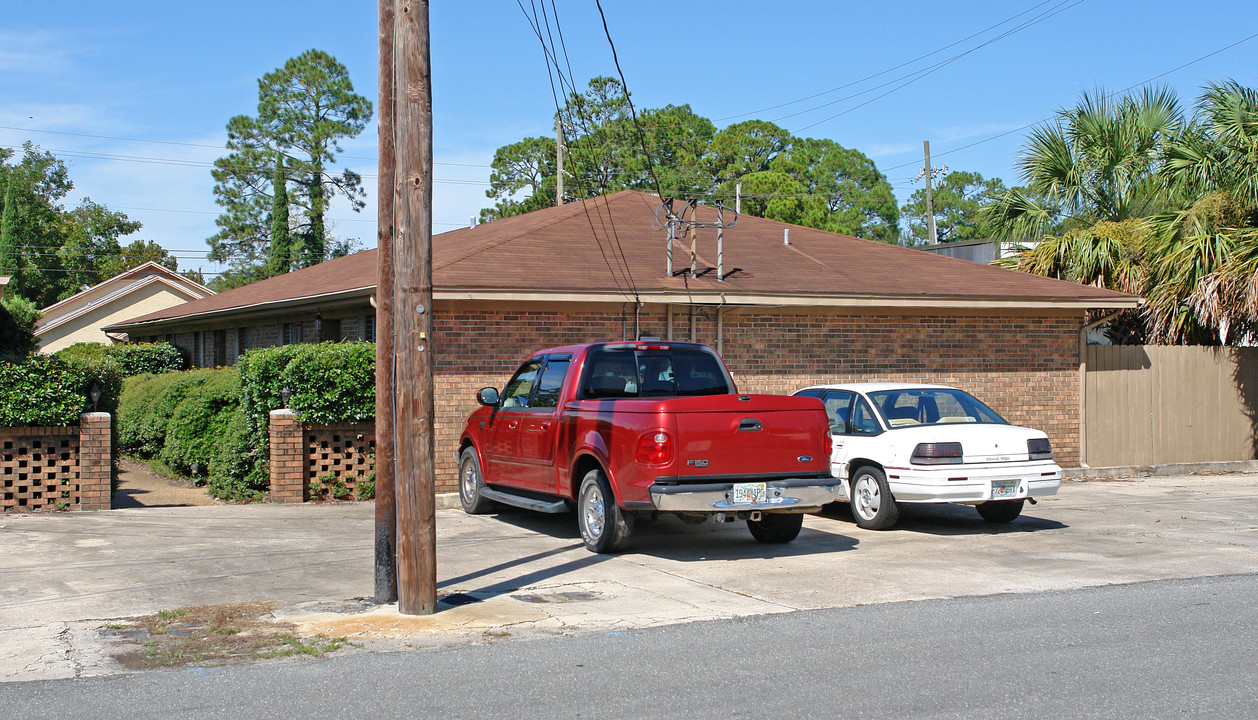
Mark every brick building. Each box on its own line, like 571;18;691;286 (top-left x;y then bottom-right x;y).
107;191;1137;490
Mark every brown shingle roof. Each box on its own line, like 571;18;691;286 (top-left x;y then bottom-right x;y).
112;190;1136;329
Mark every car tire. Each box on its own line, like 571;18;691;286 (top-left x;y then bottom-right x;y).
849;465;899;530
577;468;634;553
747;512;804;543
458;447;497;515
976;499;1024;523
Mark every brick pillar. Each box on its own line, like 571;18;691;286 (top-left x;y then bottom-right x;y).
78;412;112;511
269;409;305;503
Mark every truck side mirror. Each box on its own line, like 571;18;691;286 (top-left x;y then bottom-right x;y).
477;387;500;406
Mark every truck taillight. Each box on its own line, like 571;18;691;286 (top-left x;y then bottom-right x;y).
824;432;833;458
636;431;673;465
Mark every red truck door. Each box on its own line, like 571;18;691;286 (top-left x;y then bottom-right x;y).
482;357;543;484
514;354;572;492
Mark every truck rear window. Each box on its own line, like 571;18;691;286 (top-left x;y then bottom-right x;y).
581;348;733;398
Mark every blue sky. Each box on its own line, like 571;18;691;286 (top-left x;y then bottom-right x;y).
2;1;1256;279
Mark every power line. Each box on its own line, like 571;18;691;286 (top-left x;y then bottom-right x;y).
879;29;1258;174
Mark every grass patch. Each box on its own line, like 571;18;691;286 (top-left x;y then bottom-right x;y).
108;602;350;671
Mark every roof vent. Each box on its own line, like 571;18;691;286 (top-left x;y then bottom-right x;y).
783;228;790;245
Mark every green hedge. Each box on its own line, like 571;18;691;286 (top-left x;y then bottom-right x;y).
0;355;122;427
119;367;260;501
117;341;374;502
118;370;214;458
55;342;183;376
237;341;375;456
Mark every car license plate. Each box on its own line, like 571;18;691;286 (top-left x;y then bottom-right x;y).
732;482;767;505
991;479;1018;499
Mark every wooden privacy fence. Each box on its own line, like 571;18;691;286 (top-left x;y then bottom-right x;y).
1082;345;1258;467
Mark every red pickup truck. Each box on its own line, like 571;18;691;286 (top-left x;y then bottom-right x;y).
457;341;840;552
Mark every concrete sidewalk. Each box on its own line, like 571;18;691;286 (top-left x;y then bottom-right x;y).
2;471;1256;681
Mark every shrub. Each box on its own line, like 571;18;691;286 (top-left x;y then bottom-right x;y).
117;370;215;457
0;354;122;426
161;368;242;477
55;341;183;376
237;340;375;453
206;409;263;501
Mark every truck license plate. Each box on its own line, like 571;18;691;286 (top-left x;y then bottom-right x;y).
991;479;1018;499
732;482;767;505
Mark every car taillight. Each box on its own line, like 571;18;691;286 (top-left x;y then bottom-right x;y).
824;432;833;457
1028;437;1053;460
911;442;963;465
636;431;673;465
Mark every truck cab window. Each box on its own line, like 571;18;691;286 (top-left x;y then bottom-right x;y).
501;358;542;409
531;358;571;409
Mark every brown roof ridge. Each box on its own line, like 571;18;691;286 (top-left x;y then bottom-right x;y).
434;192;636;272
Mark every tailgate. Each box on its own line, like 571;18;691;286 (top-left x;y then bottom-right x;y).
666;395;829;479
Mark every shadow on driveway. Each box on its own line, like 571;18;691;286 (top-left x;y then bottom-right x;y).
816;500;1069;535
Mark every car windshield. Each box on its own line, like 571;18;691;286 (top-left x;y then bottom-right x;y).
867;388;1008;428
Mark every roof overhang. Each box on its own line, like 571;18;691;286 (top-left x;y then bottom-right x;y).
105;284;1140;334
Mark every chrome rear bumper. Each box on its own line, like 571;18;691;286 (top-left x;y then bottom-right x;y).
648;477;843;513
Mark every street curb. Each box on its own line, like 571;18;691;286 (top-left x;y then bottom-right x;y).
1065;459;1258;479
436;492;460;510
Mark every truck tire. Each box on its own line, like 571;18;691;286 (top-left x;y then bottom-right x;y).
458;447;497;515
747;512;804;543
577;468;633;553
850;465;899;530
976;499;1024;523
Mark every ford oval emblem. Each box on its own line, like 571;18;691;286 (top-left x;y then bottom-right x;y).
798;455;813;463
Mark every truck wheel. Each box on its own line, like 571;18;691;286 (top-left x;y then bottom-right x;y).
458;448;497;515
747;512;804;543
577;468;633;553
850;466;899;530
976;499;1024;523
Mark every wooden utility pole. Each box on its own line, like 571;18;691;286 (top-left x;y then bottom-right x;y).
555;117;564;205
393;0;437;615
923;140;938;245
373;0;398;605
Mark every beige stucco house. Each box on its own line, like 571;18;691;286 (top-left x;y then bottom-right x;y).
35;262;213;353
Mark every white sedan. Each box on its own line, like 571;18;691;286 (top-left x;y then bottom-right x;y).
794;383;1062;529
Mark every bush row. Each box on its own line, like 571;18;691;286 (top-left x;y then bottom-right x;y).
54;342;184;376
118;341;375;501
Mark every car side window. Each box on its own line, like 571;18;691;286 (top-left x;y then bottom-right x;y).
851;396;882;435
821;391;856;435
501;358;542;409
531;358;571;409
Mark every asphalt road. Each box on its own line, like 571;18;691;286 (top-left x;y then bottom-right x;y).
3;574;1255;719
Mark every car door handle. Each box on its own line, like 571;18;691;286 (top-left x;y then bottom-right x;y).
507;419;520;429
539;421;552;430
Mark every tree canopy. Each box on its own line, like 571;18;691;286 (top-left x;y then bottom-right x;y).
208;50;372;290
481;77;899;242
0;143;172;307
899;170;1009;245
992;82;1258;345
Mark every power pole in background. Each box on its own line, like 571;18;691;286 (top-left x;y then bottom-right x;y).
373;0;398;605
393;0;437;615
915;140;948;245
555;117;564;205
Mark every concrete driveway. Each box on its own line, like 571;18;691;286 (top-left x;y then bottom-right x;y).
2;471;1256;681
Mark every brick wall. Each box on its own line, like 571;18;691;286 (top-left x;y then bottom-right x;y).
305;422;375;500
1;413;113;512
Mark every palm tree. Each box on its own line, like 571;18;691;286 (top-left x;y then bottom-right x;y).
984;87;1184;241
1147;81;1258;343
